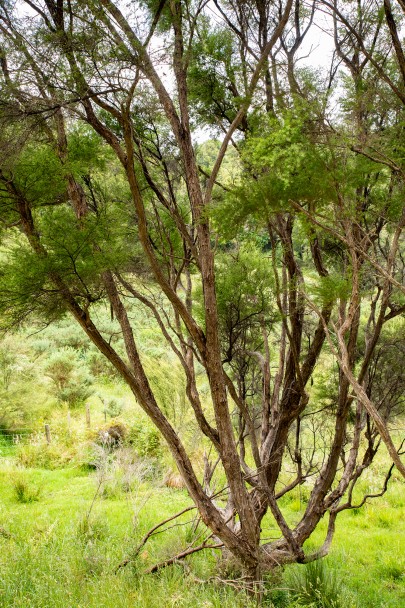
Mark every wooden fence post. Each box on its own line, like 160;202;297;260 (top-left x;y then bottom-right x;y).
86;404;91;429
45;424;51;444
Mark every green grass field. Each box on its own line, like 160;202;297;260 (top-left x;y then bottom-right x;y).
0;439;404;608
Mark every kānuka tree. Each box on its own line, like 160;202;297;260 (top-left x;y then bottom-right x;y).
0;0;404;585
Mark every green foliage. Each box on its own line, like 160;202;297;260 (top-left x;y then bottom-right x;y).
44;348;93;407
0;453;403;608
87;350;119;379
142;354;186;420
139;0;174;33
213;110;334;240
16;441;78;469
33;316;122;382
9;144;66;209
102;397;125;418
0;338;18;391
36;203;133;290
0;434;15;458
195;242;276;364
196;140;241;191
128;420;162;458
365;319;405;420
0;335;53;431
377;554;405;582
0;8;404;605
66;126;108;178
93;446;158;499
188;23;240;128
0;126;106;231
76;515;109;543
0;239;65;326
310;274;352;306
311;362;339;414
0;133;139;328
216;242;274;319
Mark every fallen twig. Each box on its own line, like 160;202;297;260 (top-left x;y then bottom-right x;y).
115;504;196;573
144;539;224;574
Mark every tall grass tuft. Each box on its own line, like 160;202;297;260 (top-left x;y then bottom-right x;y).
76;514;109;542
12;472;42;503
287;559;343;608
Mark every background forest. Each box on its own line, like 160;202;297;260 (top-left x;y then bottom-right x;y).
0;0;405;606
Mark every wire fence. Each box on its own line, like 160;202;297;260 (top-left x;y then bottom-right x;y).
0;404;95;447
0;430;45;448
0;426;403;450
0;430;35;436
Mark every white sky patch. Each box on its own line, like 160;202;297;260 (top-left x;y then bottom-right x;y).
299;11;336;70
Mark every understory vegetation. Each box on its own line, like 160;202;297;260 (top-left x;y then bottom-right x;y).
0;435;404;607
0;318;404;607
1;308;403;607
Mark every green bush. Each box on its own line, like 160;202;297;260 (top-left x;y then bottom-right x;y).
0;335;54;431
127;421;162;457
87;350;120;380
0;434;15;457
44;347;94;407
75;442;103;471
263;570;290;607
104;397;125;418
93;445;159;499
16;442;76;469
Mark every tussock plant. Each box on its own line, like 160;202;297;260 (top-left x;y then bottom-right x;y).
287;560;343;608
12;472;41;503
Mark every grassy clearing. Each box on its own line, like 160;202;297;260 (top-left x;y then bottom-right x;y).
0;463;252;608
0;454;404;608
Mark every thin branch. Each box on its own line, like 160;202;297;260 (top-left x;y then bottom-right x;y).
145;539;224;574
115;505;196;572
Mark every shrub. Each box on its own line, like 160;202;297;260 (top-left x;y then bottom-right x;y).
263;570;290;607
94;445;159;498
0;434;15;457
16;441;76;469
44;348;94;407
87;350;119;380
104;397;125;418
96;422;127;448
0;336;53;430
127;421;162;457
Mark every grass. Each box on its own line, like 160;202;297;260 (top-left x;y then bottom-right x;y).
0;452;404;607
0;463;255;608
12;472;42;504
